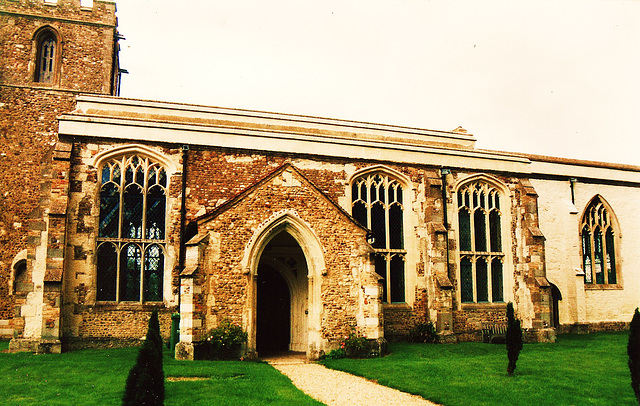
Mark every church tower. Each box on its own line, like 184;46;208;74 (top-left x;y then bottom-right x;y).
0;0;120;351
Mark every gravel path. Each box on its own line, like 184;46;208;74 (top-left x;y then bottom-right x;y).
272;363;439;406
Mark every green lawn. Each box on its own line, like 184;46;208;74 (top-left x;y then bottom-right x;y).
321;331;636;406
0;344;322;406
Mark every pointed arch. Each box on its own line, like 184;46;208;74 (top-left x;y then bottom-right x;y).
9;250;28;295
242;209;325;277
348;165;410;303
349;164;412;188
95;145;171;303
32;25;62;84
453;173;511;304
579;195;621;286
93;144;176;173
241;209;326;358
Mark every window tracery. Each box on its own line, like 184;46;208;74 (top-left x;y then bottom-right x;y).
35;29;58;84
457;181;504;303
581;197;618;285
352;172;405;303
97;154;167;302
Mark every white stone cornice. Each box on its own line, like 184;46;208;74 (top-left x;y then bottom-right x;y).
58;112;531;172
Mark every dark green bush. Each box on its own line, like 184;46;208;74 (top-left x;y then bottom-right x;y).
202;320;247;360
505;302;523;375
628;307;640;404
408;321;439;344
123;310;165;406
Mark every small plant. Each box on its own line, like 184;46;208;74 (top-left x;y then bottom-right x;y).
505;302;523;376
203;319;247;360
343;328;371;358
408;321;439;344
628;307;640;404
122;310;165;406
322;347;347;360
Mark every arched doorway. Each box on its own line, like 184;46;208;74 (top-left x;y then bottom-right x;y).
256;265;290;353
550;283;562;328
255;231;309;355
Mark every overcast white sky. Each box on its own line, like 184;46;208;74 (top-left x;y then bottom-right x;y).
115;0;640;165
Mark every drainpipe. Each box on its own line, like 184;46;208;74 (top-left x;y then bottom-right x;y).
440;168;451;274
569;178;577;205
178;145;189;310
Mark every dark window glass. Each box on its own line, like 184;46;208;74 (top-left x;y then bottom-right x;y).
146;186;165;239
123;185;143;239
352;201;367;227
390;255;405;303
458;183;505;303
144;245;163;302
99;183;120;238
98;155;167;302
474;209;487;251
476;258;488;302
582;227;592;284
606;229;616;284
351;182;359;201
352;173;405;303
594;229;604;284
489;210;501;252
120;244;141;301
458;209;471;251
389;204;403;249
371;202;386;249
491;258;503;302
96;243;117;301
460;258;473;303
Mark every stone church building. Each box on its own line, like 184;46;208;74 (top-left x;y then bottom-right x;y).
1;1;639;359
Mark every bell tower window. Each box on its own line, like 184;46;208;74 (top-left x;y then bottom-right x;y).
34;29;59;84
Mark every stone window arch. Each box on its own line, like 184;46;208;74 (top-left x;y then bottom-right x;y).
33;26;61;84
580;195;620;286
350;167;408;303
455;176;508;303
9;250;28;295
96;152;168;302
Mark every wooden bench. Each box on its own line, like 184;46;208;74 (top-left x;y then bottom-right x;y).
481;323;507;344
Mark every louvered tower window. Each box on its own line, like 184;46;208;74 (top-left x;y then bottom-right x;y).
96;155;167;302
580;197;618;285
36;33;57;83
457;182;504;303
352;173;405;303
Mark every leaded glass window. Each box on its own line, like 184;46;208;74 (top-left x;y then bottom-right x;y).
96;154;167;302
457;182;504;303
580;197;618;285
352;172;405;303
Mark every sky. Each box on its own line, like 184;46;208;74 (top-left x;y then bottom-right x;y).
114;0;640;166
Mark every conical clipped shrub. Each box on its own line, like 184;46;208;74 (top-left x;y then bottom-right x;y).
629;308;640;404
123;310;165;406
505;302;523;375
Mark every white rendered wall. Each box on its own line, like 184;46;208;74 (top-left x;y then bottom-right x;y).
533;178;640;325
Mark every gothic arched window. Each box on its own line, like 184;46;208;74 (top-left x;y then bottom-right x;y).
457;181;504;303
580;197;618;285
352;172;405;303
34;29;58;84
96;155;167;302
